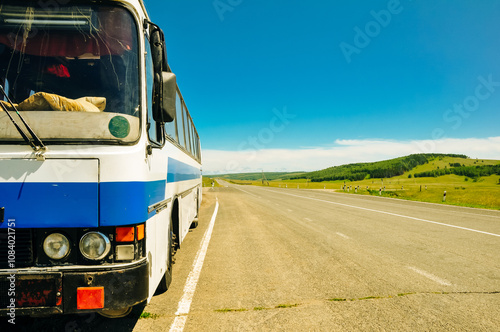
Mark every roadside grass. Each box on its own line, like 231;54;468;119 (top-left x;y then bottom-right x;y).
343;174;500;209
238;173;500;210
139;312;160;319
328;292;427;303
227;179;255;185
357;296;384;300
275;303;300;309
224;157;500;209
215;304;299;313
214;308;248;313
202;176;221;187
215;293;454;314
216;292;466;314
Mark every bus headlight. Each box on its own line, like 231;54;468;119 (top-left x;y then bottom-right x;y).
43;233;70;260
79;232;111;260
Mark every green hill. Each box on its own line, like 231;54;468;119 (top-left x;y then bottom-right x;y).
209;154;500;183
292;154;473;182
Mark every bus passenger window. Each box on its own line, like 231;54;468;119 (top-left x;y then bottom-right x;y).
185;114;192;154
165;91;179;142
190;121;196;157
182;105;191;152
165;113;177;142
175;94;186;148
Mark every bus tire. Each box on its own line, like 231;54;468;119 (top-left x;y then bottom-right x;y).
156;219;175;294
98;300;146;319
98;306;133;318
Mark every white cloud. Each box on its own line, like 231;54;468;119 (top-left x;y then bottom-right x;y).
202;136;500;174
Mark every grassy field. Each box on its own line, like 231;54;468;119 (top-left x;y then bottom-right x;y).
202;176;222;187
226;157;500;210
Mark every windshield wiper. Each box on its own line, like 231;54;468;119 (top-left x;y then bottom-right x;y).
0;85;47;160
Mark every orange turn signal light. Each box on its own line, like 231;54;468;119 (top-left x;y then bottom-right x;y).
116;227;134;242
137;224;145;241
77;287;104;310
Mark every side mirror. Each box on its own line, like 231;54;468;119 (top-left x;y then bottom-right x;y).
158;71;176;123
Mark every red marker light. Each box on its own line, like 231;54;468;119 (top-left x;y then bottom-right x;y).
116;227;134;242
77;287;104;310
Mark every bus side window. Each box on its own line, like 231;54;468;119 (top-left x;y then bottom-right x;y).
175;92;186;148
185;111;192;154
165;99;177;141
190;120;196;157
182;104;191;153
197;138;201;160
189;117;196;156
145;37;163;145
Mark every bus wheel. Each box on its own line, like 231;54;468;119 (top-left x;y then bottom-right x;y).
156;219;175;294
98;306;132;318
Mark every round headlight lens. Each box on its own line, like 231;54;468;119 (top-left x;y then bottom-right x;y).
79;232;111;260
43;233;70;260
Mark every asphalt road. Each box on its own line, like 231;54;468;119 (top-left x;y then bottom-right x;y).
135;180;500;331
8;181;499;331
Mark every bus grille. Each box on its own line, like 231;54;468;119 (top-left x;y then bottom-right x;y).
0;229;33;269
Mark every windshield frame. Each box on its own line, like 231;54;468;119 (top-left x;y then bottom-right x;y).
0;0;144;146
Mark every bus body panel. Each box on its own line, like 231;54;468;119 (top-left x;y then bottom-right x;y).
0;159;99;229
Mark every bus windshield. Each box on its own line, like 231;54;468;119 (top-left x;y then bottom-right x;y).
0;4;140;143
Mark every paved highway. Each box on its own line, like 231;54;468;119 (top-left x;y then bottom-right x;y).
11;181;499;331
136;180;500;331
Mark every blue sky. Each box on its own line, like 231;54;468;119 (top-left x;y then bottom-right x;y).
146;0;500;173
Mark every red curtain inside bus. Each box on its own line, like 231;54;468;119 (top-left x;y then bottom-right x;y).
0;11;134;57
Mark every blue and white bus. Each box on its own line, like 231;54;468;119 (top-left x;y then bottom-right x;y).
0;0;201;318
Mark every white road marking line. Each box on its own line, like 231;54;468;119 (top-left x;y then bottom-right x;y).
408;266;452;286
336;232;350;239
261;189;500;238
324;190;500;219
170;199;219;332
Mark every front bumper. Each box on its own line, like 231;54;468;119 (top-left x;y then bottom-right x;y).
0;259;148;317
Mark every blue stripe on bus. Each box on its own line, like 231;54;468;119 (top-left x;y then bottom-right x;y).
0;158;200;229
0;180;167;228
167;158;201;183
0;182;98;229
99;180;166;227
